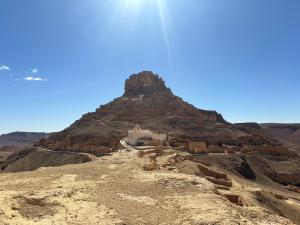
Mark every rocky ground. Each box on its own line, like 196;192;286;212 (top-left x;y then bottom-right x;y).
0;147;299;225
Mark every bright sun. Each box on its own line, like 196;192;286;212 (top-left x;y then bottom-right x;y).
115;0;166;15
120;0;164;11
103;0;171;60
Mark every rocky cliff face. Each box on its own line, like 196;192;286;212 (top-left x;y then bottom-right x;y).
38;71;277;155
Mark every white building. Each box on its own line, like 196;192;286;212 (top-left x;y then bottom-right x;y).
127;125;167;146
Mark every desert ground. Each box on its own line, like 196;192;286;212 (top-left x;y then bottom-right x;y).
0;146;299;225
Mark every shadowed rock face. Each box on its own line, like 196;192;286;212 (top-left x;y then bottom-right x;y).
37;71;277;155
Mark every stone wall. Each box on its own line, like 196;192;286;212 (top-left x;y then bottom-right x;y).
187;142;208;154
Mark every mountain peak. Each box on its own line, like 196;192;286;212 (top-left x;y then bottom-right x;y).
123;71;172;96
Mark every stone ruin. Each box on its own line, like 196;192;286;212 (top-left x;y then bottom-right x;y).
127;125;167;146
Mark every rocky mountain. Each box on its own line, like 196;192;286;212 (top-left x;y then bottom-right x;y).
2;71;298;188
38;71;278;155
34;71;300;191
0;132;48;148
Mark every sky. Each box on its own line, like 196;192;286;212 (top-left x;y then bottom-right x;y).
0;0;300;134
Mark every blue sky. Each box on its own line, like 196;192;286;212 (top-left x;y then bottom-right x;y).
0;0;300;134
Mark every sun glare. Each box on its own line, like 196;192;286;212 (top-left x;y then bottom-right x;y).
106;0;171;60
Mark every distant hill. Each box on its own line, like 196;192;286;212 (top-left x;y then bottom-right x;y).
260;123;300;151
0;132;48;148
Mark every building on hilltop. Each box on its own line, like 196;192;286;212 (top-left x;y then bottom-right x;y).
127;125;167;146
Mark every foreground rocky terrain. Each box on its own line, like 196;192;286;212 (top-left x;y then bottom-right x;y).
0;147;299;225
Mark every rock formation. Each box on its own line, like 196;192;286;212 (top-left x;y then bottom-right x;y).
124;72;172;96
15;71;296;189
38;71;278;155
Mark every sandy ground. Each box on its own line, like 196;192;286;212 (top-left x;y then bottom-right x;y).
0;149;296;225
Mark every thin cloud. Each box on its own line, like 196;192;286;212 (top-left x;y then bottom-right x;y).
32;68;38;74
0;65;10;71
24;76;47;81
